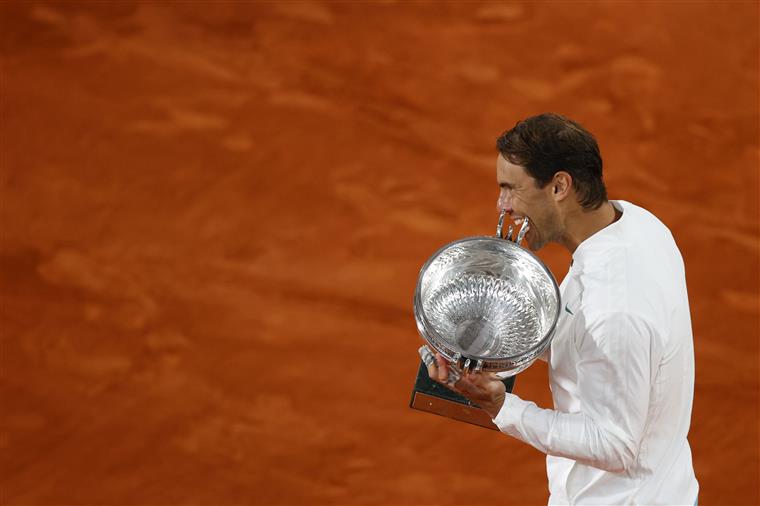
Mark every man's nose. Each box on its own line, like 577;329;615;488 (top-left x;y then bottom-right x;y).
497;188;513;213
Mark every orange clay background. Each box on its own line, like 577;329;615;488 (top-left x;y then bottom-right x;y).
1;2;758;505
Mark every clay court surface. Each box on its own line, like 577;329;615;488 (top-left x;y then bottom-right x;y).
1;1;758;505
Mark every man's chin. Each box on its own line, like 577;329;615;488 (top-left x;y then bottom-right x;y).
525;236;543;251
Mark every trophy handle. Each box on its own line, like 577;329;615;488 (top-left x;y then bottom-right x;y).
515;217;530;244
496;208;507;238
496;209;529;245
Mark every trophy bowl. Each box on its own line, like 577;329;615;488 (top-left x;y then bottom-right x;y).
413;217;561;376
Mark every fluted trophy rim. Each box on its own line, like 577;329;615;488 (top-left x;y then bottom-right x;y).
413;235;561;374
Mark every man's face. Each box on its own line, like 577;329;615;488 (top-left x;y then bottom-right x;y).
496;154;558;251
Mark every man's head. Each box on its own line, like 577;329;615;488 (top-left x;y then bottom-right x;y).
495;113;608;250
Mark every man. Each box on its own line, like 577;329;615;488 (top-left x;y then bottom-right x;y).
425;113;699;505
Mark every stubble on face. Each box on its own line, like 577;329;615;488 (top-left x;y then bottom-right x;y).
496;155;557;251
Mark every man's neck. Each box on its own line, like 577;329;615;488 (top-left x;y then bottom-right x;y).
560;201;620;253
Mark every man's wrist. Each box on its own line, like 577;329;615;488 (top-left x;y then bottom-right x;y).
481;378;507;418
483;392;506;418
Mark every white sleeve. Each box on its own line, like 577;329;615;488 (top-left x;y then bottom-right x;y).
492;312;658;473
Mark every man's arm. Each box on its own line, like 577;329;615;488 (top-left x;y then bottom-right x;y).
497;312;658;472
432;312;658;473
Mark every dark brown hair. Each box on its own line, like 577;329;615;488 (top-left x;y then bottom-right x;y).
496;113;607;209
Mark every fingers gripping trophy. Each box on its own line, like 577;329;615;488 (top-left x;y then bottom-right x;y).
410;212;561;429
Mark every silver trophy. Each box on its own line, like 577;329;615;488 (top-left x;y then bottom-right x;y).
410;211;560;428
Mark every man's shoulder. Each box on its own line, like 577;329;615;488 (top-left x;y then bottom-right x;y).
615;200;675;238
573;242;676;330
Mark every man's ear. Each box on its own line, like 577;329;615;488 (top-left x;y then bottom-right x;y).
552;171;572;201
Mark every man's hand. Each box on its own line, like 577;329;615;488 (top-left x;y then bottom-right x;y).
420;346;507;419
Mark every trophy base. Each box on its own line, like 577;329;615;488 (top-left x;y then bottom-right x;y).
409;361;515;430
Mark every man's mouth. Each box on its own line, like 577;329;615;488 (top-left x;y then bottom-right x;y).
512;216;530;230
510;216;531;242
